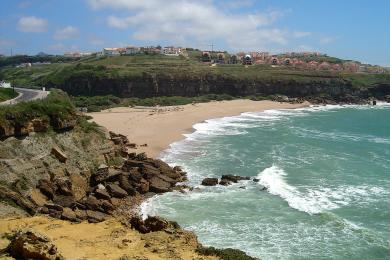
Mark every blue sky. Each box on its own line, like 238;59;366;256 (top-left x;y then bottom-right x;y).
0;0;389;65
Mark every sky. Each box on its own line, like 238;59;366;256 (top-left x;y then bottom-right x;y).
0;0;389;66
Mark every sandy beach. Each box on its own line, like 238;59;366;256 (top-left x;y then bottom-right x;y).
89;100;310;158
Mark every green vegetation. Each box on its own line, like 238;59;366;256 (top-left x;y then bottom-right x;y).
0;54;78;68
71;94;236;112
0;89;75;127
0;88;18;102
196;246;256;260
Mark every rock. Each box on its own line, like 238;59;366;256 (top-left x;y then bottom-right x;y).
55;178;73;196
51;146;67;163
6;229;64;260
130;216;169;234
74;209;87;220
86;210;108;223
94;189;111;200
39;206;49;214
138;178;150;194
148;177;171;193
123;159;144;170
119;174;137;196
219;179;231;186
51;117;76;131
128;168;142;183
106;184;128;198
201;178;218;186
173;166;182;172
100;200;115;213
31;118;49;132
61;207;77;222
221;175;250;183
37;179;55;200
53;195;75;208
141;164;161;179
44;203;63;212
252;178;260;183
144;192;156;199
84;196;100;211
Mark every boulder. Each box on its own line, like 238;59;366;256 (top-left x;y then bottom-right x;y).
141;164;161;179
6;229;64;260
122;159;144;170
100;200;115;213
84;196;100;211
86;210;108;223
44;203;63;212
201;178;218;186
219;179;231;186
94;189;111;200
119;174;137;196
138;178;150;194
53;195;75;208
106;184;128;198
51;146;67;163
128;168;142;183
130;216;169;234
61;207;77;222
37;179;55;200
221;175;250;183
74;209;87;220
148;177;171;193
31;118;49;132
55;178;73;196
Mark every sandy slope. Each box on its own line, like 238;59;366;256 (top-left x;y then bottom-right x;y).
89;100;310;158
0;216;218;260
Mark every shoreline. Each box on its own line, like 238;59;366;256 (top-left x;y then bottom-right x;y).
89;99;311;158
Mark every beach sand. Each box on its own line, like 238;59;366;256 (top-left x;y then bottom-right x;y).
89;100;310;158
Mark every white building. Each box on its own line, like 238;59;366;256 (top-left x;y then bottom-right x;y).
125;46;140;55
161;46;182;56
0;81;11;88
103;48;120;56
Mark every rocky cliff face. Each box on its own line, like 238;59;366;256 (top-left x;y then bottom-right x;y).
52;73;388;101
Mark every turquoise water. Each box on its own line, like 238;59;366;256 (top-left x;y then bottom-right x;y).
142;104;390;259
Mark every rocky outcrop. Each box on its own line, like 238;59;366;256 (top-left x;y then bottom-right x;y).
48;72;389;103
130;216;171;234
201;178;219;186
5;229;64;260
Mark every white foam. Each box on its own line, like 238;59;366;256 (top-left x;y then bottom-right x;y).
257;165;389;215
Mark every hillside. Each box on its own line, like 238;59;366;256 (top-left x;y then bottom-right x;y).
1;54;390;108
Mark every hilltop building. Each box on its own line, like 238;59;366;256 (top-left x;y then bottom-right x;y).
161;46;182;56
125;46;140;55
103;48;120;56
243;54;252;65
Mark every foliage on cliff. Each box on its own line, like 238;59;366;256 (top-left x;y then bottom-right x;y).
0;88;18;102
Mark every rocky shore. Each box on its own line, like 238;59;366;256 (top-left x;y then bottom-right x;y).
0;120;257;259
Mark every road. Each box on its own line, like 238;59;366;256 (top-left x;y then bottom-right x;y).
0;87;49;105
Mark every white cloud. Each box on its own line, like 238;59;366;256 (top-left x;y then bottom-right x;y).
319;36;336;44
293;31;311;38
88;36;104;45
87;0;291;50
17;16;48;32
49;43;79;52
54;26;79;40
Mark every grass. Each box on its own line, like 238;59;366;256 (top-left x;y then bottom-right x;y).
0;89;76;129
71;94;237;112
0;88;18;102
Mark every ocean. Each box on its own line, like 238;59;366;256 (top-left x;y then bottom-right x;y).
141;103;390;259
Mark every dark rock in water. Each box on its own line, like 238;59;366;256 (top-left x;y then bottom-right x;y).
144;192;156;199
221;175;250;183
219;179;231;186
37;179;55;200
239;186;246;189
106;184;128;198
149;176;171;193
259;185;267;191
201;178;218;186
252;178;260;183
6;229;64;260
94;188;111;200
130;216;169;234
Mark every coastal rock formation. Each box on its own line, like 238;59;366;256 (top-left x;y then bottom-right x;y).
6;229;64;260
201;178;219;186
